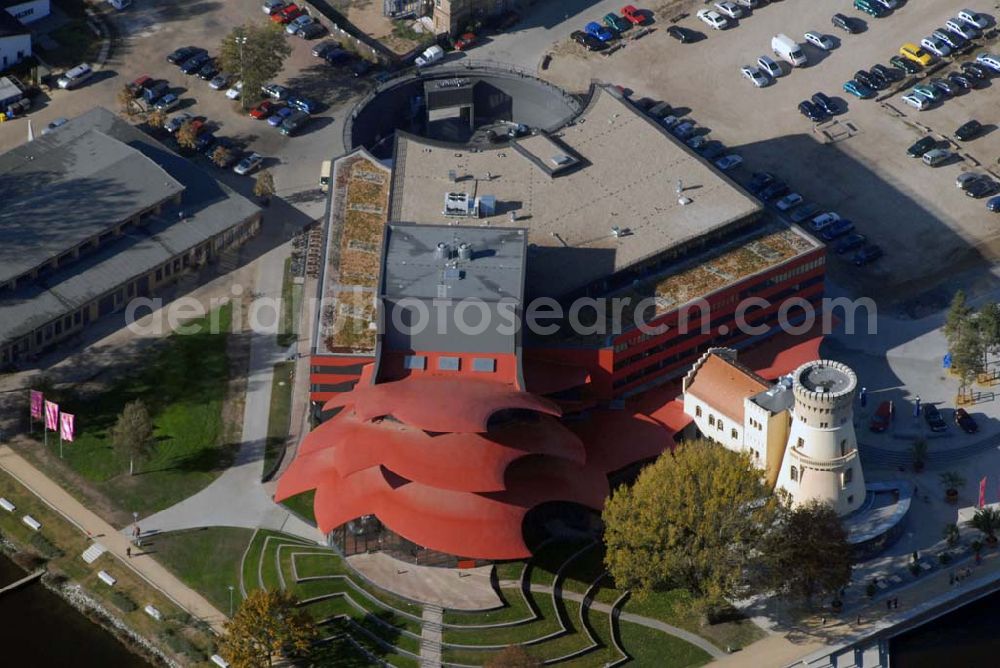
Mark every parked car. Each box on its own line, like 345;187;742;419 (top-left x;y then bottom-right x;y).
890;55;921;74
262;0;285;14
180;52;212;75
296;22;326;40
154;93;181;112
790;202;821;223
41;117;69;135
285;14;315;35
843;79;875;99
912;83;943;102
271;3;303;24
249;100;275;119
757;55;782;78
956;120;983;141
197;60;219;80
666;26;697;43
454;32;477;50
933;29;967;50
965;178;997;198
835;233;866;254
907;136;938;157
854;69;876;89
749;171;776;193
741;65;769;87
143;80;170;104
989;195;1000;213
804;31;835;50
948;71;975;90
686;134;709;150
946;18;981;40
929;78;955;97
902;93;930;110
261;83;291;100
852;244;884;266
832;13;860;34
234;152;263;175
700;141;726;160
759;181;790;202
166;46;205;65
279;109;311;136
416;44;445;66
869;400;893;432
195;132;216;153
714;2;742;20
810;212;841;232
585;21;614;41
900;42;934;66
872;63;899;82
288;95;320;114
208;72;231;90
572;30;606;50
924;404;948;432
955;408;979;434
798;99;825;121
127;75;152;97
622;5;645;25
961;61;989;79
715;155;743;171
312;40;339;58
268;106;294;127
165;112;192;133
957;172;986;189
868;68;890;89
811;91;837;115
975;53;1000;72
922;148;952;166
672;121;696;139
921;36;952;58
958;9;989;30
604;11;631;32
775;193;803;211
820;218;855;241
696;9;728;30
226;81;243;100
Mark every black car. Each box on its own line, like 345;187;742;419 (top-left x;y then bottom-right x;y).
852;244;883;266
748;171;776;194
571;30;605;51
790;203;821;223
667;26;697;43
323;47;352;64
311;40;339;58
965;178;996;198
948;72;975;89
167;46;205;65
956;119;983;141
835;233;866;254
180;52;211;75
871;63;899;82
924;404;948;432
798;100;825;121
890;55;921;74
961;61;988;80
197;60;219;80
853;70;876;89
867;68;889;90
832;13;860;34
195;132;216;153
700;141;726;160
296;22;326;40
955;408;979;434
351;59;372;77
759;181;791;202
907;136;937;158
930;78;955;97
811;92;837;115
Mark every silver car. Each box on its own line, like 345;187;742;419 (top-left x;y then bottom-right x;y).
946;18;981;40
933;29;965;49
741;65;769;87
757;55;782;78
920;36;951;58
804;31;835;50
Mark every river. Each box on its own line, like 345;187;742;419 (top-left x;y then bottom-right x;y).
0;553;150;667
890;587;1000;666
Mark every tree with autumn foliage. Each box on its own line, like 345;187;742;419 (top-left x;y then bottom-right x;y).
220;589;317;668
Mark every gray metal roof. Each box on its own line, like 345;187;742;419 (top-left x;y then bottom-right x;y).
0;108;259;346
0;109;185;285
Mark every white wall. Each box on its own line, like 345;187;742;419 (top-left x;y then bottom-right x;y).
0;33;31;71
683;393;744;453
6;0;50;24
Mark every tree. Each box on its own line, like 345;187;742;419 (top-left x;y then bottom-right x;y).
952;323;985;401
219;22;292;110
221;588;316;668
484;645;541;668
966;507;1000;544
944;290;974;350
175;121;199;151
940;471;966;502
145;108;167;132
211;144;233;168
757;500;852;606
253;169;276;201
602;441;782;614
117;84;136;117
978;302;1000;365
110;399;154;476
911;438;928;473
943;522;960;547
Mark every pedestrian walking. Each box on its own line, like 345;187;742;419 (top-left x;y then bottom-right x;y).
886;599;892;611
126;546;131;559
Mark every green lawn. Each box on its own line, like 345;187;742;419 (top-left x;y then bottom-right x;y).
262;361;295;479
528;539;598;589
443;592;560;646
39;304;237;517
494;559;525;582
619;622;711;667
625;588;765;652
151;526;254;615
443;586;534;626
281;490;317;524
277;258;303;348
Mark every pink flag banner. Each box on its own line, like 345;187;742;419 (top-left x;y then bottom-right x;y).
60;413;75;443
30;391;43;420
44;400;59;431
979;476;987;509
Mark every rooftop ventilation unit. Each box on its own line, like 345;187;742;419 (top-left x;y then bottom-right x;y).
457;242;472;261
443;192;478;217
476;195;496;217
434;242;450;260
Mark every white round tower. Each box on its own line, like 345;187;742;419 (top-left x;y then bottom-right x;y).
775;360;866;516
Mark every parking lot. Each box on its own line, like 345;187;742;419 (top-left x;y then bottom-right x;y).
1;0;372;220
542;0;1000;311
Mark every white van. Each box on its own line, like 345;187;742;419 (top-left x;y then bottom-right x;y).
320;160;331;193
415;45;444;68
57;63;93;89
771;34;807;67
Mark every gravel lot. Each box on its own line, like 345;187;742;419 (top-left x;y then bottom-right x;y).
543;0;1000;311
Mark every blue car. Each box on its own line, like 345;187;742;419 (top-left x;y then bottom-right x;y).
268;106;294;127
585;21;614;42
820;218;855;241
843;79;875;99
288;95;320;114
988;195;1000;212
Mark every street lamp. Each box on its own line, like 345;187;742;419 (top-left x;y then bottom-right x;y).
235;34;248;110
228;585;235;617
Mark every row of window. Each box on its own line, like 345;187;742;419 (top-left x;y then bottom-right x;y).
697;407;740;440
789;463;853;486
402;354;497;373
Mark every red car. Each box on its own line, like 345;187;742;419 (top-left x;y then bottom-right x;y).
128;75;152;97
249;100;274;119
869;400;894;433
187;118;205;135
271;3;302;23
622;5;645;25
454;32;477;50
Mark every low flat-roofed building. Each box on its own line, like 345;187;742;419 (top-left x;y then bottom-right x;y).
389;86;763;299
0;107;261;365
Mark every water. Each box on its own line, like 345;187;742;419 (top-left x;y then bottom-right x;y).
0;554;150;667
890;588;1000;666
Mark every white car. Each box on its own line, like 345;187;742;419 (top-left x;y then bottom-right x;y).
920;37;951;58
697;9;728;30
976;53;1000;71
775;193;803;211
804;31;835;50
933;30;965;50
757;55;782;77
958;9;989;30
234;152;263;175
741;65;769;87
262;0;284;14
902;93;930;110
810;212;840;231
714;154;743;171
946;18;981;40
714;2;743;19
225;81;243;100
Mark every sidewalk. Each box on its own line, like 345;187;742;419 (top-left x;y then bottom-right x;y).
0;445;228;634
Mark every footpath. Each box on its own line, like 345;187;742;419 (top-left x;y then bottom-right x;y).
0;445;227;634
